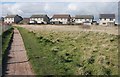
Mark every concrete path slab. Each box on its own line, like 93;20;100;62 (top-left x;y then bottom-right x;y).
5;28;34;75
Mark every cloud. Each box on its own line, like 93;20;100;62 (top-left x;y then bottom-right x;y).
2;3;24;15
2;0;120;2
1;2;118;23
7;4;23;14
44;3;50;11
68;3;77;11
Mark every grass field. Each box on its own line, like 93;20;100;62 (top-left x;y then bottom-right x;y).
17;26;118;75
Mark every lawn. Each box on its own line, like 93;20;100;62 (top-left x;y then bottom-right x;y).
17;26;118;75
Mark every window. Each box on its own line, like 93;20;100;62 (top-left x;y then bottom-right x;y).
110;18;113;21
103;23;106;24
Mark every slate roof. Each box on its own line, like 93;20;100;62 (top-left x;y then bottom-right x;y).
99;14;115;19
5;15;18;18
52;14;71;18
75;15;94;19
30;14;48;18
71;17;75;19
21;18;29;22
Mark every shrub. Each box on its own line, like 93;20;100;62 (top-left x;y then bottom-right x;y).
103;68;111;75
87;56;95;64
110;37;115;42
72;47;78;52
37;36;43;40
58;50;73;63
51;47;60;53
84;70;92;75
93;49;98;52
76;63;83;67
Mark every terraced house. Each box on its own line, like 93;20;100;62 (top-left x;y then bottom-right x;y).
74;15;94;25
99;14;115;26
29;14;50;24
4;15;23;24
50;14;71;24
20;18;30;24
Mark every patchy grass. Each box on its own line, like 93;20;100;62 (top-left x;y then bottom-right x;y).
1;27;14;65
17;26;118;75
2;27;14;54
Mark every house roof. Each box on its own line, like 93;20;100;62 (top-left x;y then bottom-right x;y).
99;14;115;19
22;18;29;21
20;18;29;23
30;14;48;18
52;14;71;18
5;15;18;18
71;17;75;19
75;15;94;19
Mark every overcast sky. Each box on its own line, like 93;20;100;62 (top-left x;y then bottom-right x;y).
0;0;119;23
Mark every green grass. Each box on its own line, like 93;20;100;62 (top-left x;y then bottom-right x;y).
2;27;14;54
17;27;118;75
1;27;14;65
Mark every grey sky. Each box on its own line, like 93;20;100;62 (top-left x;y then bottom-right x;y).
0;1;119;23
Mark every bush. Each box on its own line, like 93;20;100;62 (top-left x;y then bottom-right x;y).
84;70;92;75
110;37;115;42
51;47;60;53
37;36;43;40
103;68;111;75
87;56;95;64
58;50;73;63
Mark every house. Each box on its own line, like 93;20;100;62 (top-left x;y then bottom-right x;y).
74;15;94;25
99;14;115;26
70;17;75;25
50;14;71;25
29;14;50;24
19;18;29;24
92;21;98;25
4;15;23;24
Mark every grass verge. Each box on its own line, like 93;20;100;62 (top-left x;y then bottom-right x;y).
1;27;14;68
17;26;118;75
2;27;14;54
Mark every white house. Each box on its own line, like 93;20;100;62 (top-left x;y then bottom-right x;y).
29;14;50;24
74;15;94;25
70;17;75;25
4;15;23;24
99;14;115;26
50;14;71;24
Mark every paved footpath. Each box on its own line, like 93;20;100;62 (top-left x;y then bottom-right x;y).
5;28;34;75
